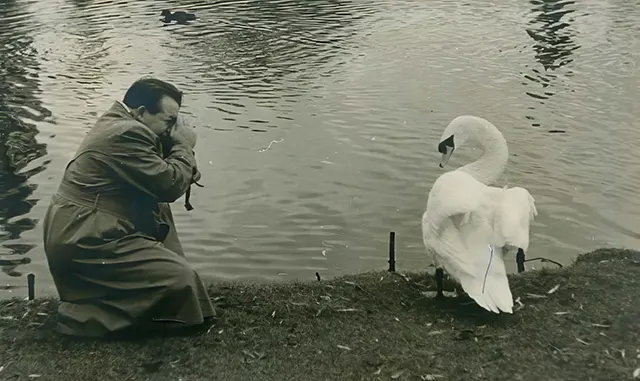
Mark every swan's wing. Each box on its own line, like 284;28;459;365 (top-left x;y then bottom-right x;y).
458;187;537;313
442;211;514;314
423;172;514;313
494;187;537;251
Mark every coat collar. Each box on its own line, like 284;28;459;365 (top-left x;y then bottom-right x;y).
114;100;133;115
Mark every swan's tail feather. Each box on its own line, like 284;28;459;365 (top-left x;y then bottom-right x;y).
455;245;514;314
464;280;514;313
467;282;514;314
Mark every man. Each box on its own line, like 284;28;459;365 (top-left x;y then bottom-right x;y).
43;77;215;338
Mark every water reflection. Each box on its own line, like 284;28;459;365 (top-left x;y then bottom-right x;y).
528;0;578;71
0;2;49;276
523;0;579;127
162;0;367;130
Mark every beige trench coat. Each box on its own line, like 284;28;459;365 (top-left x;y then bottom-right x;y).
43;101;214;337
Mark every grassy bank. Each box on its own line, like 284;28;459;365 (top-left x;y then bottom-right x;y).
1;249;639;381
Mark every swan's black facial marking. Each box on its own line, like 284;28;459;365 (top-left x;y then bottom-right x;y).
438;135;455;154
438;135;455;168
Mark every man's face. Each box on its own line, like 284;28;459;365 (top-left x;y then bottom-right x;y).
132;95;180;137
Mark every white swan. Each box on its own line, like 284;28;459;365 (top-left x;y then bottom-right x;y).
421;115;538;314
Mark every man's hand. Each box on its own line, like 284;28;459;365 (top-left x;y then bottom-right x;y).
192;164;202;183
170;114;197;149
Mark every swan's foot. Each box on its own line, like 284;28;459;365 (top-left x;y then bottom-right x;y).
435;267;445;299
516;248;526;273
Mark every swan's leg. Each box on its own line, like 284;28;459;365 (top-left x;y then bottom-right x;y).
435;268;445;299
516;248;526;273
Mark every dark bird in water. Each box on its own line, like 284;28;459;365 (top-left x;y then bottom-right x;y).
161;9;196;24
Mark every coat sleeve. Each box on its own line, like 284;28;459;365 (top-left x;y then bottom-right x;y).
105;124;196;203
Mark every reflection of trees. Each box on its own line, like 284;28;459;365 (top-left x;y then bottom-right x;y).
523;0;579;124
526;0;579;71
0;2;49;272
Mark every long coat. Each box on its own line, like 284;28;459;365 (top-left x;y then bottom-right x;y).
42;101;215;337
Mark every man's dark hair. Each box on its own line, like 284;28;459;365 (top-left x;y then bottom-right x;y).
122;77;183;114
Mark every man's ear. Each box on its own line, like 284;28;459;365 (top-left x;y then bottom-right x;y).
131;106;147;120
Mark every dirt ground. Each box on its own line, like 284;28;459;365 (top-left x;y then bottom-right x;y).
1;248;639;381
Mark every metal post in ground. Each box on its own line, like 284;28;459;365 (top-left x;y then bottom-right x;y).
27;273;35;300
388;231;396;272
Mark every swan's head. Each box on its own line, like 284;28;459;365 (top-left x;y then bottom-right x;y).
437;115;495;168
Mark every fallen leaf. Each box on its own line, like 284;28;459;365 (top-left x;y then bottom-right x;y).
271;310;276;318
576;338;590;345
373;368;381;375
421;375;445;381
391;370;406;379
633;368;640;379
243;350;256;359
554;311;570;315
28;375;42;379
337;345;351;351
547;284;560;294
242;350;265;361
428;330;445;336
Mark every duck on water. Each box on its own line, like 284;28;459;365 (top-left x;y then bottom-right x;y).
161;10;196;24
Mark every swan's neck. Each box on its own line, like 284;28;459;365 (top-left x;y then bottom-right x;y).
459;131;508;185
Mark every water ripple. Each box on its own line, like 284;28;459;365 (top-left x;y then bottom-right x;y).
1;0;639;295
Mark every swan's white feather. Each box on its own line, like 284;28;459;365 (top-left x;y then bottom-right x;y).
423;168;537;314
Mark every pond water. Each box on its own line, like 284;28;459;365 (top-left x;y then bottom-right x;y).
0;0;638;298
